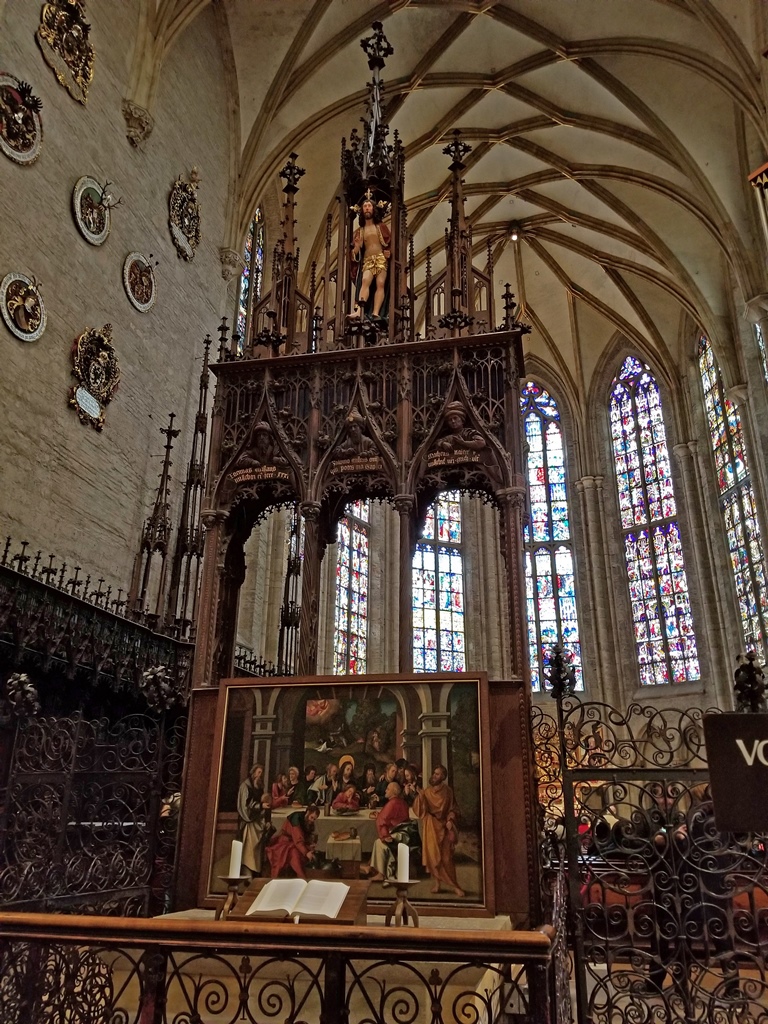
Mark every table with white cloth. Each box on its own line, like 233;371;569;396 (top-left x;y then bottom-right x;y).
269;809;401;854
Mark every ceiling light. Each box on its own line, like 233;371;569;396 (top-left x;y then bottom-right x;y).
510;223;519;242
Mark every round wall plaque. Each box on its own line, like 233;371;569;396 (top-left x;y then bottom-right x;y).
0;272;46;342
123;252;156;313
0;73;43;165
73;175;111;245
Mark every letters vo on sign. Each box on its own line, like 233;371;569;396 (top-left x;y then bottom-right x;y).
703;713;768;832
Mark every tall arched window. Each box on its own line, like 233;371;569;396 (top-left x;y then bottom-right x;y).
610;356;700;685
412;491;466;672
698;336;768;658
521;381;582;691
333;500;369;674
755;323;768;385
236;208;264;341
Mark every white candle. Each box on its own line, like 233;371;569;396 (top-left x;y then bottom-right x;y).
397;842;409;883
228;839;243;878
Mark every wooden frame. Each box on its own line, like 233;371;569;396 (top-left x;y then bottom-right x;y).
198;672;496;916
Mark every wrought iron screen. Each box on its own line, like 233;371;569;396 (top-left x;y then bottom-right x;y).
533;698;768;1024
0;713;185;915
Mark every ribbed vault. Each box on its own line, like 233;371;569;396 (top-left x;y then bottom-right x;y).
138;0;767;407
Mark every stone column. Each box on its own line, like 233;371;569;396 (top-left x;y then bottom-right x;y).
394;494;415;673
192;509;229;688
297;501;324;675
574;476;618;699
673;441;730;697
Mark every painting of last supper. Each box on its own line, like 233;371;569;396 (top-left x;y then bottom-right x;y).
204;674;494;912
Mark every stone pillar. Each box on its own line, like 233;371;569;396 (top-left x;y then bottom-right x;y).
297;501;324;675
192;509;229;688
220;247;244;331
394;494;415;673
575;476;618;699
496;486;528;678
673;441;730;699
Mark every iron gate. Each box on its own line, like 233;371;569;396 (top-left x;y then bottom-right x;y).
534;698;768;1024
0;712;186;915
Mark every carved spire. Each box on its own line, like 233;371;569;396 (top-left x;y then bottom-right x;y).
279;152;305;258
343;21;396;193
129;412;180;623
165;336;212;637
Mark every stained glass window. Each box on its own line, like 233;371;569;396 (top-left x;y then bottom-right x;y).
333;500;369;674
236;208;264;342
756;323;768;384
520;381;583;691
610;356;700;685
698;336;767;658
412;491;466;672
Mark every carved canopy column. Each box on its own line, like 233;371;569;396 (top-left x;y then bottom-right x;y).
496;485;528;679
192;509;229;688
394;493;415;672
297;501;325;675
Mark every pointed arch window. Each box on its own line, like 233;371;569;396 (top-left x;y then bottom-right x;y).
610;356;700;685
698;336;768;658
236;208;264;342
521;381;583;691
412;492;466;672
333;500;369;674
755;323;768;385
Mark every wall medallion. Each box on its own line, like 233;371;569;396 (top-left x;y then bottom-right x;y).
0;73;43;165
168;169;201;261
69;323;120;430
72;176;120;245
36;0;94;105
123;252;156;313
0;273;46;342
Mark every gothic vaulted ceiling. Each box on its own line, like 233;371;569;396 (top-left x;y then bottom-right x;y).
150;0;767;402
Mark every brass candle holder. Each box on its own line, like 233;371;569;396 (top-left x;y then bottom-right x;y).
216;874;249;920
384;879;419;927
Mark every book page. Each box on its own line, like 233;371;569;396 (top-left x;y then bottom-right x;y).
246;878;306;915
294;880;349;918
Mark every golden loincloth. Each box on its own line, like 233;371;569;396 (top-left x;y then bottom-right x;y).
362;253;388;275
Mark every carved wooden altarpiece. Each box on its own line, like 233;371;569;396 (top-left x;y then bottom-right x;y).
179;23;539;923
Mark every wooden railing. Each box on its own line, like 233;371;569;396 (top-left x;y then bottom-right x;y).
0;911;560;1023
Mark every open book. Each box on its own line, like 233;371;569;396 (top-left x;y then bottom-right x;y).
245;878;350;920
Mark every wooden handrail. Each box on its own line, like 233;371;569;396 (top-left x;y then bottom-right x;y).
0;911;555;962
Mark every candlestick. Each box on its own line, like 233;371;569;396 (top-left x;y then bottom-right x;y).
397;842;409;883
228;839;243;878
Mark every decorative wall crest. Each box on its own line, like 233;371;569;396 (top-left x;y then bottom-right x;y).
69;323;120;430
0;73;43;165
169;170;201;261
123;252;157;313
72;176;120;245
0;273;46;342
121;98;153;146
36;0;94;104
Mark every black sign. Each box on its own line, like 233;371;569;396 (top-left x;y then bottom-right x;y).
703;713;768;831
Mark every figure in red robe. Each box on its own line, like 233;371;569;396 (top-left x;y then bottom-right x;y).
266;805;320;879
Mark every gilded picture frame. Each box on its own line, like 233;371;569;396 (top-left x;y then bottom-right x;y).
201;673;495;915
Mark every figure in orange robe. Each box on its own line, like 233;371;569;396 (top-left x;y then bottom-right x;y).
413;765;465;897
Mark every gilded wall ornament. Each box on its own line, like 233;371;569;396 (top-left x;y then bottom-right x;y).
123;252;156;313
0;273;46;342
72;176;121;245
0;73;43;165
169;170;201;261
36;0;94;105
69;323;120;430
